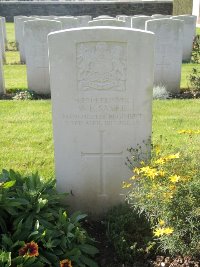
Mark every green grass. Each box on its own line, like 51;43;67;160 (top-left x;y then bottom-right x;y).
181;63;199;89
152;99;200;155
6;22;15;43
0;101;54;178
4;65;28;91
5;51;20;65
196;27;200;35
0;100;199;178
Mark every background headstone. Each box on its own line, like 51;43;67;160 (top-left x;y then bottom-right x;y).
0;18;6;62
88;19;125;27
146;18;183;93
0;17;7;48
0;42;5;95
131;16;152;30
14;16;27;50
117;15;132;27
76;16;92;27
93;15;114;20
56;17;78;29
192;0;200;23
48;27;155;216
171;15;197;61
24;19;62;94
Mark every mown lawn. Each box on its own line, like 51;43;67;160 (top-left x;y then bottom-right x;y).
0;100;199;179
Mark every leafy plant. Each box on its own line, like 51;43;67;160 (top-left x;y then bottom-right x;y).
0;170;99;267
125;137;200;256
106;204;155;265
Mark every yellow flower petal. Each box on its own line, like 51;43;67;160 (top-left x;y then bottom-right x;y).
169;175;180;183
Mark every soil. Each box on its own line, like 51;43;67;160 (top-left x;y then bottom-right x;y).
84;219;200;267
84;219;150;267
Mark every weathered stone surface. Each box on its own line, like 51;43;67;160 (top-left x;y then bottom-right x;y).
24;19;62;94
48;27;155;216
146;18;183;93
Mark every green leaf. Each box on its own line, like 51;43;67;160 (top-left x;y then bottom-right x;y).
24;213;34;229
79;244;99;256
42;251;58;263
23;257;36;266
28;231;39;239
0;216;7;232
80;255;99;267
39;254;51;265
2;235;13;248
70;212;87;224
2;180;16;189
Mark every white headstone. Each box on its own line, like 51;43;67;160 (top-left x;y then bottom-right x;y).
0;18;6;62
56;17;78;29
146;18;183;93
76;16;92;27
14;16;28;50
17;17;38;63
93;15;114;20
151;14;171;19
117;16;132;27
171;15;197;61
131;16;152;30
24;19;62;94
88;19;125;27
0;17;7;47
48;27;155;216
192;0;200;23
0;42;5;95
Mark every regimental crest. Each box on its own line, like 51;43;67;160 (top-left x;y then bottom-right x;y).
77;42;127;91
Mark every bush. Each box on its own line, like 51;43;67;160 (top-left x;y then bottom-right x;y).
106;204;155;265
188;67;200;95
125;137;200;256
191;35;200;64
0;170;98;267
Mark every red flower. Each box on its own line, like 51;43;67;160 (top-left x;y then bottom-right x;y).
19;241;39;257
60;259;72;267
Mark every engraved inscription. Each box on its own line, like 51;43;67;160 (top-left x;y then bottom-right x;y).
63;97;142;126
77;42;127;91
81;130;123;196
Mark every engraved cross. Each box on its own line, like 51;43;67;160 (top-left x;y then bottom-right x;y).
81;130;123;196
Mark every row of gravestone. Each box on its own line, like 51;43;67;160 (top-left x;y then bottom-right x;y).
0;14;197;96
0;15;197;216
